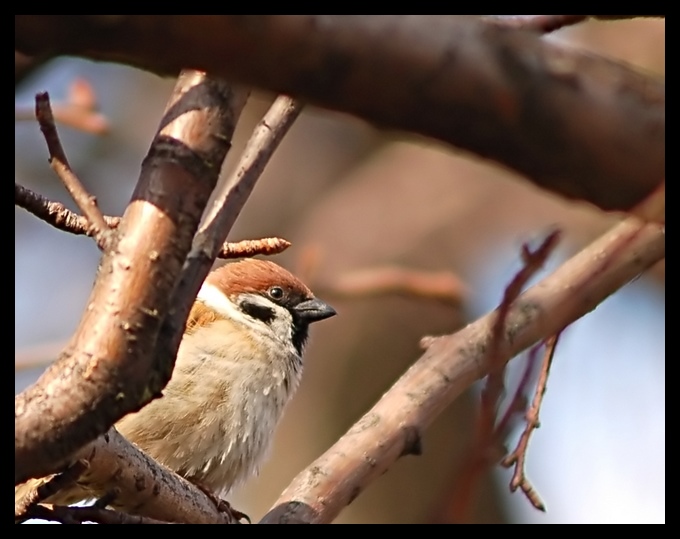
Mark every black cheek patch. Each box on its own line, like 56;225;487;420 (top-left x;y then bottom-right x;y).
241;301;275;324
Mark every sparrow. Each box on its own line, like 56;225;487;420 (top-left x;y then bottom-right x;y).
15;258;336;512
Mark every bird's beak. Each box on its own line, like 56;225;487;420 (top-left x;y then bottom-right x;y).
294;298;337;322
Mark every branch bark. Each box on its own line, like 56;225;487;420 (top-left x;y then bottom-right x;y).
16;428;238;523
261;217;664;523
154;95;304;386
14;15;665;211
15;71;249;485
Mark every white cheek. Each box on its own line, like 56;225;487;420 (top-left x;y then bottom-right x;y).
198;283;295;350
197;283;242;318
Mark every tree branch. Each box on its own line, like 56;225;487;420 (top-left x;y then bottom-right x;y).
446;232;560;521
260;216;664;523
15;460;88;522
15;182;291;260
501;333;561;511
15;72;249;485
154;95;303;385
35;92;112;249
14;15;665;211
316;266;467;308
15;182;120;235
68;428;237;523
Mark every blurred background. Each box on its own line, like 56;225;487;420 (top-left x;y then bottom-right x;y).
15;18;664;523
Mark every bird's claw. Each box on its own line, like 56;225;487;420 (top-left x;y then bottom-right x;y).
190;480;251;524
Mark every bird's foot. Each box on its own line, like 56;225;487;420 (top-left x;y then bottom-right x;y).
189;480;251;524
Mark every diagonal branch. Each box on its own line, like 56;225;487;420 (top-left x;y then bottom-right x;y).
447;232;560;521
155;95;304;383
15;15;665;211
501;333;562;511
261;216;664;523
35;92;111;249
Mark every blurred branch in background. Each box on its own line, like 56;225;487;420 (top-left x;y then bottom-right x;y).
14;15;664;211
484;15;663;33
317;266;466;308
296;245;466;308
16;79;109;135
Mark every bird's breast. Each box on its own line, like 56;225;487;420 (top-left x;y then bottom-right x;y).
117;325;303;496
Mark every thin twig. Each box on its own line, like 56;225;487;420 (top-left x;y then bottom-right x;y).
217;236;291;259
16;182;289;260
261;217;664;523
193;95;304;258
501;333;561;511
15;183;121;236
15;460;89;522
448;232;560;522
24;504;173;525
480;232;561;444
494;344;542;439
34;92;111;249
432;347;537;523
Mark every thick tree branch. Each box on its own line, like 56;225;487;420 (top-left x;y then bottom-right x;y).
15;72;249;485
261;216;664;523
154;95;303;384
24;428;238;523
14;15;665;211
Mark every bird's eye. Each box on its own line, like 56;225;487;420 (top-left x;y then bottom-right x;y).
268;286;284;300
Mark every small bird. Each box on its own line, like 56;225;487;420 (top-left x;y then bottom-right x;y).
15;258;336;511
